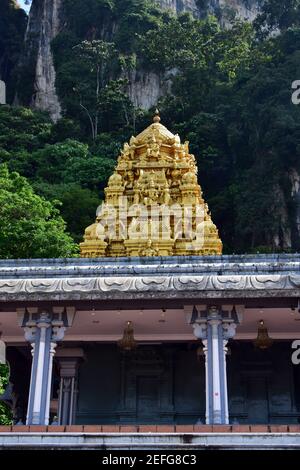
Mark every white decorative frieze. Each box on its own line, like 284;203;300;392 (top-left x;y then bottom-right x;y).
0;255;299;300
0;274;299;300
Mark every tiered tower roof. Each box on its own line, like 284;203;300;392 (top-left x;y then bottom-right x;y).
80;111;222;257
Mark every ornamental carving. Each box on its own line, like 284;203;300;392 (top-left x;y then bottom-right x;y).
80;111;222;257
0;274;299;301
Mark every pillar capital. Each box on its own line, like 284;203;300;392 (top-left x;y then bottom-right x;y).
189;304;242;340
17;306;76;329
207;305;222;321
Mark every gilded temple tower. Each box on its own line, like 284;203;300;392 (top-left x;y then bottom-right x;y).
80;111;222;257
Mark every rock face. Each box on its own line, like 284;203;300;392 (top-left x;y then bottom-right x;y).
218;0;261;23
21;0;62;121
156;0;200;16
32;0;62;121
132;1;261;109
289;168;300;247
127;69;174;111
155;0;261;22
272;185;292;250
20;0;263;120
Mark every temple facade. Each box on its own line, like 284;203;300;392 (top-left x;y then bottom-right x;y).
1;254;300;430
1;115;300;449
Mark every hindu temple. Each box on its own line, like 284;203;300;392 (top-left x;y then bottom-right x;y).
0;114;300;449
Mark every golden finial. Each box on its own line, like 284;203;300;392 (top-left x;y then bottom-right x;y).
153;109;161;123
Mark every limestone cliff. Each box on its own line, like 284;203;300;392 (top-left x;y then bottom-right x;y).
156;0;200;16
155;0;261;22
22;0;62;121
218;0;261;23
290;169;300;247
19;0;263;120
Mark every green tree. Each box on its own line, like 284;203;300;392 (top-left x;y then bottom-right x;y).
0;105;51;155
53;38;135;139
0;164;78;258
2;1;300;254
255;0;300;34
0;106;120;242
73;40;117;139
33;182;102;243
26;138;115;190
151;15;300;252
0;364;12;425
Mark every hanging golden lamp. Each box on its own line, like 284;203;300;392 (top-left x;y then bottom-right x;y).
253;319;273;350
118;321;137;351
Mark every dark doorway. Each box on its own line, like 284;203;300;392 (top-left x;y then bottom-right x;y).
76;344;205;424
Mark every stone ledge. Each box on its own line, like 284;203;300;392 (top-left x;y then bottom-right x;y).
1;430;300;449
0;424;299;433
1;254;300;279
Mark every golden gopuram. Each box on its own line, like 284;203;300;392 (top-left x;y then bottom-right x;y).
80;111;222;257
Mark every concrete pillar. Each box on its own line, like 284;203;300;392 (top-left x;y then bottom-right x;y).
190;305;241;424
56;348;84;425
17;307;75;426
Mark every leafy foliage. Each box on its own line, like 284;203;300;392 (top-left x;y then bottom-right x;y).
255;0;300;34
0;364;12;425
0;164;78;258
1;0;300;253
0;106;117;241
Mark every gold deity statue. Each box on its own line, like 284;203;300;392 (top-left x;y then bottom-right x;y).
80;110;222;257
